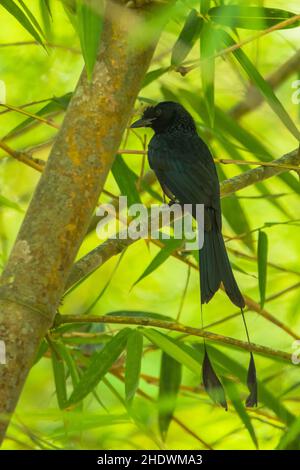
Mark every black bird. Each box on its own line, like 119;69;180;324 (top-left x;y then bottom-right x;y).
131;101;257;408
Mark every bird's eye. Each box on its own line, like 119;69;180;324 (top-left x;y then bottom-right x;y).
155;109;162;117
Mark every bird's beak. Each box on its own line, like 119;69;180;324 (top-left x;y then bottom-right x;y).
130;117;154;128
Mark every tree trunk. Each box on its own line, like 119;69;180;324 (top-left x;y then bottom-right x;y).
0;1;159;442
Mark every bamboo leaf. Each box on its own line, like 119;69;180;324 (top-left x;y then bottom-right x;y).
142;67;169;88
209;5;300;30
0;0;45;47
158;352;182;440
67;328;130;405
4;92;72;139
200;22;216;127
76;0;103;80
39;0;53;40
171;9;203;66
257;230;268;309
142;329;199;374
0;194;23;212
194;344;295;424
125;330;143;404
218;31;300;142
223;377;258;448
246;352;258;408
18;0;45;38
132;238;183;287
277;416;300;449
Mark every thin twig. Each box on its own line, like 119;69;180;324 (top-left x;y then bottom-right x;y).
55;313;292;362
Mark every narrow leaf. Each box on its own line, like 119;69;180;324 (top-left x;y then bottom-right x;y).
245;352;258;408
218;31;300;142
0;194;22;212
158;352;182;440
112;155;141;206
0;0;45;47
202;348;227;410
77;0;103;80
277;416;300;450
257;230;268;309
142;329;200;374
125;330;143;404
142;67;169;89
223;377;258;448
68;328;131;405
171;9;203;66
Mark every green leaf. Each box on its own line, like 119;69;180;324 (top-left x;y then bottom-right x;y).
33;339;48;365
55;342;80;388
50;342;67;409
83;251;125;315
0;0;45;47
200;0;210;15
67;328;131;405
209;5;300;30
106;310;174;322
4;93;72;139
125;330;143;404
171;9;203;66
0;194;22;212
195;344;295;424
112;155;141;206
218;164;253;252
18;0;45;38
200;22;216;127
133;238;183;288
223;377;258;448
39;0;53;41
142;329;199;374
202;348;227;409
218;31;300;142
257;230;268;309
158;352;182;441
76;0;103;80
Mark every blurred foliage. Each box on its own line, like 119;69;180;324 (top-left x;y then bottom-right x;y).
1;0;300;451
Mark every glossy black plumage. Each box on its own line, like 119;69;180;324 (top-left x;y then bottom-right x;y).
132;101;245;308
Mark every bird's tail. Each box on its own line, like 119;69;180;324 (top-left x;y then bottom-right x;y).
198;215;257;407
199;219;245;308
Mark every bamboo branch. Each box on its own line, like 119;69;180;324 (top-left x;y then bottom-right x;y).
55;313;291;362
0;1;161;443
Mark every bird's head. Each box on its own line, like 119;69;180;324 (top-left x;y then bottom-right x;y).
130;101;196;134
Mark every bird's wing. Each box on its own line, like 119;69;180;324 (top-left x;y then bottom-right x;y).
148;133;221;228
